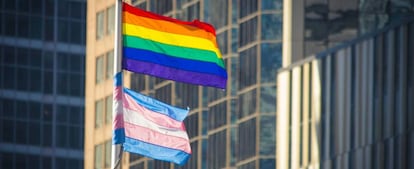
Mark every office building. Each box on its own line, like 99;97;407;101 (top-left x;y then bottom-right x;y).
0;0;86;169
85;0;282;168
277;0;414;168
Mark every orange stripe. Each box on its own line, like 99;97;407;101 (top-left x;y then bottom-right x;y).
123;11;218;47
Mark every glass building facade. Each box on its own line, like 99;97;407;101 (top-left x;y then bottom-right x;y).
0;0;86;168
278;0;414;168
85;0;282;169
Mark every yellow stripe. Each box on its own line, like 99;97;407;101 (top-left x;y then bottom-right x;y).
123;23;222;58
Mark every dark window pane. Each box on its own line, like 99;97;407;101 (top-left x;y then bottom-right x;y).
42;123;52;146
45;0;54;17
28;121;41;146
57;105;68;123
43;51;54;70
31;49;42;68
238;118;257;160
217;31;228;55
43;70;53;94
1;119;15;142
5;13;16;36
262;0;282;10
17;14;29;37
17;0;29;13
30;0;42;14
239;46;257;89
29;69;42;92
17;68;28;90
239;0;258;18
261;14;282;40
43;157;52;169
29;101;42;120
4;66;16;89
260;159;275;169
259;116;276;155
238;89;257;119
16;47;29;66
56;124;67;148
239;17;258;47
58;19;68;43
15;121;28;144
70;20;81;44
44;18;54;41
30;16;43;39
261;43;282;83
5;1;16;11
43;104;53;122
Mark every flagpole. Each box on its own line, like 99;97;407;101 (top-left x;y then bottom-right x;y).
111;0;123;168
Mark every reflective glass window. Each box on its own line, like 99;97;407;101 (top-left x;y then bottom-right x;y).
239;0;258;18
261;43;282;83
239;17;258;47
238;118;257;160
238;89;257;119
261;14;282;40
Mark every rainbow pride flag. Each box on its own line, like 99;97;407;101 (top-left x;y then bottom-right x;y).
122;2;227;89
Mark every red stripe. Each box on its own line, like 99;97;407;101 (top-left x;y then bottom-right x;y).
122;2;216;36
124;122;191;153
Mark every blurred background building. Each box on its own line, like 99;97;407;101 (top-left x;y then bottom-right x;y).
85;0;282;169
278;0;414;168
0;0;86;168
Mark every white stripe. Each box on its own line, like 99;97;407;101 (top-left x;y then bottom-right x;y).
123;108;189;140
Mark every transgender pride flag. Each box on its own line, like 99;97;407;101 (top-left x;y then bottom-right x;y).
112;73;191;165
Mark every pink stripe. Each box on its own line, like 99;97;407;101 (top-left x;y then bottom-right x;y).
114;86;123;101
124;122;191;153
113;113;124;129
123;93;185;130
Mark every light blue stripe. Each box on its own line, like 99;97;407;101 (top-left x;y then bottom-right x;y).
114;72;122;86
123;88;189;122
113;128;125;144
123;137;191;166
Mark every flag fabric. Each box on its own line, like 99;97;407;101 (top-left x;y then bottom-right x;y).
122;2;227;89
113;73;191;165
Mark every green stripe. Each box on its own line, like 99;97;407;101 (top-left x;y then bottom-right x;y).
123;35;225;68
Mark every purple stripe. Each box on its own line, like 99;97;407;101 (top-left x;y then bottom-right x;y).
123;58;227;89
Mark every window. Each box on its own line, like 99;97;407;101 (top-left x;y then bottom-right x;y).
239;17;258;47
96;11;104;40
107;5;115;35
95;100;103;128
238;89;257;119
239;0;258;18
208;102;227;129
106;50;114;79
105;140;111;168
94;144;103;169
239;46;258;89
105;95;112;124
96;55;104;84
238;118;257;160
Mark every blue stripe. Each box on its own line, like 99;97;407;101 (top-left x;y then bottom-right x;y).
123;137;191;166
123;47;227;78
123;87;189;122
114;72;122;86
113;128;125;144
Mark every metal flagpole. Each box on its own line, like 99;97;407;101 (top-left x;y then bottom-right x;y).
111;0;123;168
